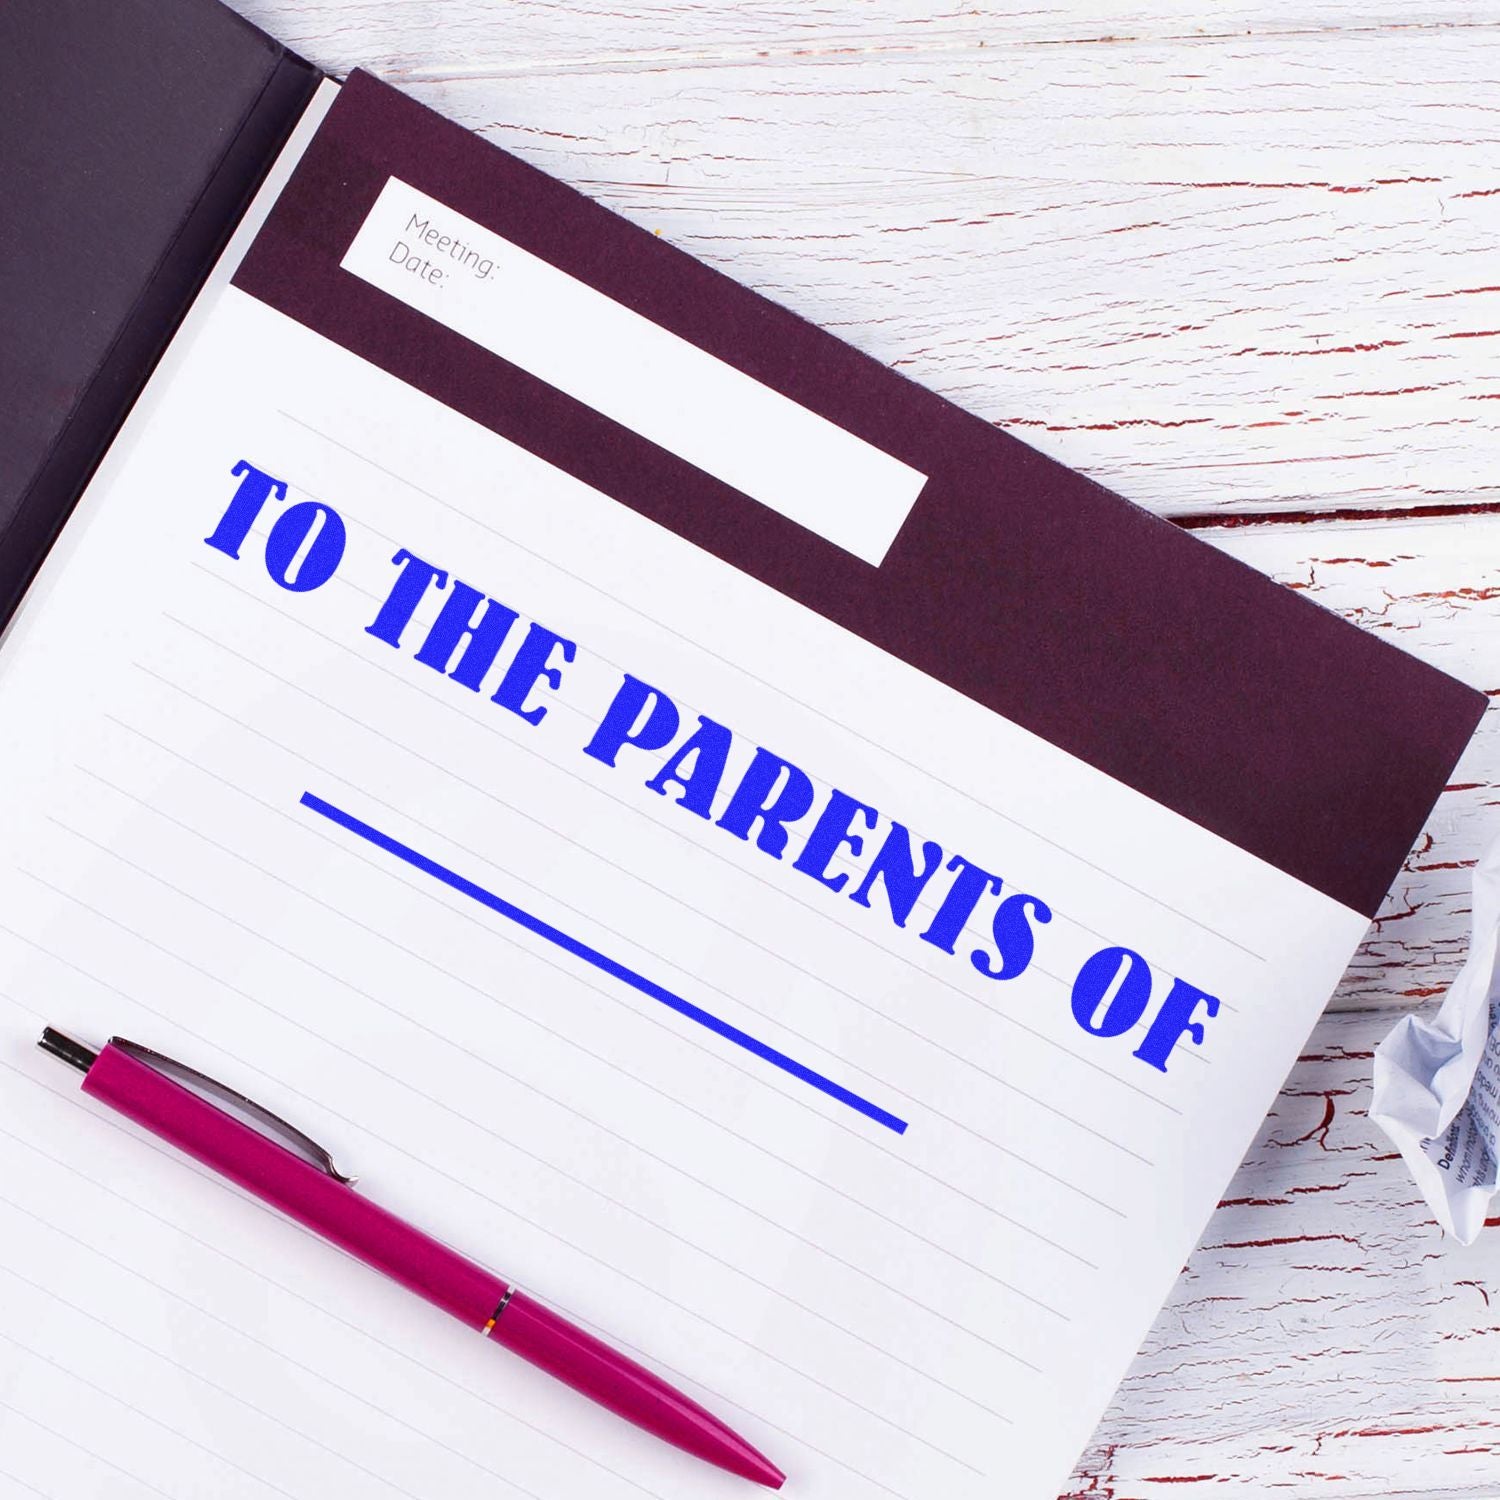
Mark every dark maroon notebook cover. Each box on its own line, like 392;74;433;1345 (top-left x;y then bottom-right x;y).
2;40;1481;922
0;0;318;630
229;72;1484;921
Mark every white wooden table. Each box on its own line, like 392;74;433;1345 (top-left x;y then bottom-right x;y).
232;3;1500;1492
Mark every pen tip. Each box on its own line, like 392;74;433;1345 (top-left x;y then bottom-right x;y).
744;1450;786;1489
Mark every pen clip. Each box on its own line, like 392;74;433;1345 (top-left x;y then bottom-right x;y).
111;1037;357;1185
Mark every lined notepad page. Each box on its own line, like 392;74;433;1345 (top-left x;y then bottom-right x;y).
0;92;1368;1500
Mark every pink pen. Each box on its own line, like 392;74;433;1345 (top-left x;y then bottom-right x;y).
39;1028;784;1489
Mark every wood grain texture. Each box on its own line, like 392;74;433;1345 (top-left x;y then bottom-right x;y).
225;4;1500;1492
410;40;1500;521
244;1;1498;73
239;6;1500;520
1072;1006;1500;1499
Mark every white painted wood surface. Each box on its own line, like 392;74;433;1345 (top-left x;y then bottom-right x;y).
231;4;1500;1493
1074;1007;1500;1499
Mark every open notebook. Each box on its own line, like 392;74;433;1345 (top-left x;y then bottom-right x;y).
0;41;1486;1500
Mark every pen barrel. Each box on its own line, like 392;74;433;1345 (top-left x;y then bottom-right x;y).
490;1292;783;1487
82;1042;505;1328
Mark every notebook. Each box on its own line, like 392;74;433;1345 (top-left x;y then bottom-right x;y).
0;8;1485;1499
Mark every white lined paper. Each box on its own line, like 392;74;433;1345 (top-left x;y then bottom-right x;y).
0;94;1371;1500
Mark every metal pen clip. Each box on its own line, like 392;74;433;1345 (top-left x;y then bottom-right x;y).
38;1027;356;1185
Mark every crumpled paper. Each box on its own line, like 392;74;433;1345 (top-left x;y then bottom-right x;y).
1371;833;1500;1244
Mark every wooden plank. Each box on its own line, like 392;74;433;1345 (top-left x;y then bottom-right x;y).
1070;1005;1500;1499
239;2;1498;74
230;15;1500;521
1203;513;1497;1011
402;33;1498;524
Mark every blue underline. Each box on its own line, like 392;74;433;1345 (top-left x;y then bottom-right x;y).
300;791;909;1134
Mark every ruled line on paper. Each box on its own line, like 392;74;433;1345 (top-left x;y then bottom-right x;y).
130;632;1169;1174
0;1086;942;1500
0;1464;52;1500
279;410;1264;963
0;1336;311;1500
0;919;1006;1474
162;593;1191;1118
254;525;1228;1047
299;790;908;1134
0;1206;554;1500
0;1053;917;1500
2;886;1025;1445
193;539;1232;1038
0;1299;430;1500
15;834;1058;1384
97;624;1159;1325
0;1047;661;1500
80;746;1117;1282
213;525;1223;1054
296;538;1232;1046
0;1170;663;1500
0;1401;179;1500
87;744;1128;1224
193;501;1245;1028
0;1038;909;1500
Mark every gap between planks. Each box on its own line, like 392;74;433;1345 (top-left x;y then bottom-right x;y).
1177;498;1500;533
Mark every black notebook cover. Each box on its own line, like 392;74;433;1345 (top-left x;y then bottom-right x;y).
0;0;319;630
